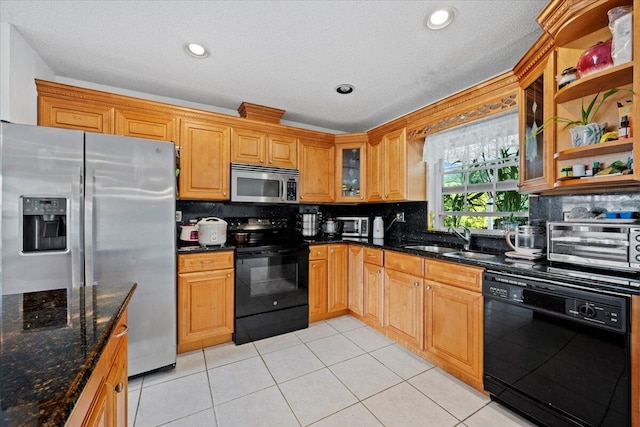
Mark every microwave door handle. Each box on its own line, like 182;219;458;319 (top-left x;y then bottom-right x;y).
280;178;285;202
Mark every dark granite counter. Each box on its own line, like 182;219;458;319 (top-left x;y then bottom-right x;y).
1;283;136;426
177;242;235;254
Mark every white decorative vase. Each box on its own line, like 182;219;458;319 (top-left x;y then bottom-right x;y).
569;122;606;147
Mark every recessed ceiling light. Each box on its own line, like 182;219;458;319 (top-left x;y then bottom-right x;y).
426;7;456;30
185;43;208;58
336;84;354;95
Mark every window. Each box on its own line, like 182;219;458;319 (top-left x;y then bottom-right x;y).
423;111;528;232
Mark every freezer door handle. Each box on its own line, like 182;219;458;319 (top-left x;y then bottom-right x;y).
85;168;96;285
71;167;84;287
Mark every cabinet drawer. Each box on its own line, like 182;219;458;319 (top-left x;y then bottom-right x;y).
363;248;384;266
310;245;328;260
178;251;234;273
385;251;424;276
424;259;483;292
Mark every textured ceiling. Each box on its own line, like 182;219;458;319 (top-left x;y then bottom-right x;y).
0;1;547;132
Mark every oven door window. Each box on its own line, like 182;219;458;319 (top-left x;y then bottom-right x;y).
484;298;629;426
236;251;308;318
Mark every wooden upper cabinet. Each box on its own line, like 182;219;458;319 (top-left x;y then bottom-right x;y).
267;134;297;168
367;139;384;202
231;128;297;168
231;128;266;165
335;134;367;203
115;109;177;142
179;120;231;200
515;34;556;193
298;139;335;203
367;128;425;202
38;96;114;133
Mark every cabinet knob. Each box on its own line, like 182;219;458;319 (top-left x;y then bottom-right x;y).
330;249;334;253
300;195;304;199
317;251;321;255
312;264;317;268
426;285;431;290
414;282;419;287
269;160;273;164
223;192;227;196
115;382;124;393
377;270;382;274
260;159;264;163
360;196;364;200
384;194;389;198
226;273;231;278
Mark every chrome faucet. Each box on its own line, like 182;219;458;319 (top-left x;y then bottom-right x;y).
448;226;471;250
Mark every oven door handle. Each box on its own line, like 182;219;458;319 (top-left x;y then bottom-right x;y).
237;248;309;258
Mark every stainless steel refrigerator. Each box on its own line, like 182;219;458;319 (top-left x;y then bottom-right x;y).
0;122;177;377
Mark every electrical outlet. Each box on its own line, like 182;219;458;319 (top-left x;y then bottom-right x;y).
175;210;182;222
395;212;405;223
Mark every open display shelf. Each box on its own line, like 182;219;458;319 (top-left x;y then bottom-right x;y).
554;62;633;104
554;137;634;160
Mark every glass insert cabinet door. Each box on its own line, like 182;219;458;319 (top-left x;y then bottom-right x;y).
518;49;555;193
335;141;367;202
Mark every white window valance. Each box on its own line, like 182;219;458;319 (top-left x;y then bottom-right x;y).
422;111;519;168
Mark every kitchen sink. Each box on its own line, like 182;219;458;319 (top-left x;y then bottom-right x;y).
403;245;458;254
443;251;498;260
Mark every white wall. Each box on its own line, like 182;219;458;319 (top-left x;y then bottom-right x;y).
0;22;55;124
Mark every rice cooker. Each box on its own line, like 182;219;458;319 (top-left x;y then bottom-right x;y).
196;217;227;246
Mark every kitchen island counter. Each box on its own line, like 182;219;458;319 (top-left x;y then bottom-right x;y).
0;283;136;426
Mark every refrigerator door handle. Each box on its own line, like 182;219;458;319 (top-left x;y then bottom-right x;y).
71;167;84;287
84;167;96;285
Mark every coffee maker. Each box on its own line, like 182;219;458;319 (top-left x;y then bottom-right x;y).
22;197;67;252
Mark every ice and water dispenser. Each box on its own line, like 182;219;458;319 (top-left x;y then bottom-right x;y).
22;197;67;252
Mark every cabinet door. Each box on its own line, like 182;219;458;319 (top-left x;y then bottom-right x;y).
384;269;424;349
383;128;407;201
106;340;128;427
268;134;298;168
309;258;328;319
38;96;114;133
367;140;384;202
425;282;482;381
84;382;108;427
179;120;231;200
335;142;366;202
177;269;234;353
348;245;364;316
298;139;335;203
519;50;555;192
115;109;176;142
231;128;266;165
363;262;384;328
328;244;348;312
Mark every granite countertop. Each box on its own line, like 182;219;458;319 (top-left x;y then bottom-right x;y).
1;283;137;426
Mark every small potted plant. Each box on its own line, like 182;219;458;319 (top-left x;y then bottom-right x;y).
529;87;633;147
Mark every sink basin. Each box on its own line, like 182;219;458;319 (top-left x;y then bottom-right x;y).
404;245;458;254
443;251;498;260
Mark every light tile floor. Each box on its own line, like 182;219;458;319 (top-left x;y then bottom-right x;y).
128;315;536;427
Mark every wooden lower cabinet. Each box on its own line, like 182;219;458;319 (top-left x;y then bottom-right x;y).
423;259;484;391
384;266;424;350
363;259;384;328
347;245;364;316
309;244;348;322
177;251;235;353
67;310;129;427
327;244;348;312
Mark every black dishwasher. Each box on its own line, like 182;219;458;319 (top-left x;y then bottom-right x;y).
483;271;630;427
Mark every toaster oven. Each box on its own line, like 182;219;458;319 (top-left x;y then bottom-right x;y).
547;221;640;272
